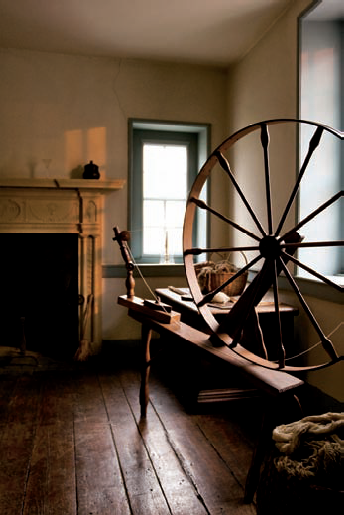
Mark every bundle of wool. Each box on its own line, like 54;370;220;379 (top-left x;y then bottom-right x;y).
272;412;343;486
256;412;343;515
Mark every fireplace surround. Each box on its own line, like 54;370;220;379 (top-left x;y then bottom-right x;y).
0;177;125;356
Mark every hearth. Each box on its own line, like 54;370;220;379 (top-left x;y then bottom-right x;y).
0;233;78;358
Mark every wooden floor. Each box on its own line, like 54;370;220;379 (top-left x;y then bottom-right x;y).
0;346;264;515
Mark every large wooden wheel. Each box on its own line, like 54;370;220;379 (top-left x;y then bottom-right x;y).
183;119;343;372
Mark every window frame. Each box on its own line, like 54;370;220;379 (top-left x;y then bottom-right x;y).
128;119;210;267
296;1;343;299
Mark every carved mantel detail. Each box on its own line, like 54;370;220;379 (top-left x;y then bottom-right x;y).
0;178;125;354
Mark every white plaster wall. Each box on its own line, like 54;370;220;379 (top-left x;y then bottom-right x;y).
225;0;343;401
225;0;306;241
0;48;228;341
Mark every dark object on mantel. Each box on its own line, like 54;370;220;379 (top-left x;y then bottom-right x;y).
83;160;100;179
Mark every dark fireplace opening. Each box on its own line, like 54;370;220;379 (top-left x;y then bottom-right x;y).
0;233;79;359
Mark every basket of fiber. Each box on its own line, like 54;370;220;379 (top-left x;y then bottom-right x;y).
194;252;248;297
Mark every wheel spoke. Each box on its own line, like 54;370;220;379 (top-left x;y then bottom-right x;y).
276;125;324;236
281;250;343;291
280;240;343;250
190;197;261;241
184;245;260;256
279;257;339;361
261;124;273;234
197;254;262;307
214;150;266;236
271;259;285;368
219;260;270;357
280;191;343;241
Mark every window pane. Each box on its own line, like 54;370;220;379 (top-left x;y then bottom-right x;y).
143;227;165;255
167;227;183;256
143;144;187;200
299;13;343;278
143;200;164;228
165;200;185;228
143;200;185;256
142;144;187;257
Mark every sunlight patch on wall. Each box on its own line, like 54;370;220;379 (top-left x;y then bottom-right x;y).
65;129;83;174
86;126;106;174
64;127;107;176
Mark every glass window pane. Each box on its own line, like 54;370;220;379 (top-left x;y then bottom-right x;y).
143;200;184;256
165;200;185;228
143;144;187;200
143;200;164;228
143;227;165;255
299;13;343;278
167;228;183;256
142;144;187;257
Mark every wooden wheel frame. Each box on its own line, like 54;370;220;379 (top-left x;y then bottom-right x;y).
183;119;343;372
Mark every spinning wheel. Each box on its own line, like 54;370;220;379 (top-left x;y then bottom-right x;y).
183;119;343;372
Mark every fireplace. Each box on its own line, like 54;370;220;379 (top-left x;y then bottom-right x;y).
0;177;125;357
0;233;79;357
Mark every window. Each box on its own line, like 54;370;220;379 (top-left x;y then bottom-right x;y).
129;121;209;265
298;0;343;284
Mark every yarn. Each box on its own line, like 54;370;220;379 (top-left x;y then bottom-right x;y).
256;413;343;514
272;412;343;486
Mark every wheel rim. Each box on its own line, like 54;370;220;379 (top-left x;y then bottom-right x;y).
183;119;343;372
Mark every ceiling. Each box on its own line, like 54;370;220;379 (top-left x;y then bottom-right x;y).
0;0;296;67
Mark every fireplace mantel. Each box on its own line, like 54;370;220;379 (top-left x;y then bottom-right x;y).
0;177;126;355
0;177;125;191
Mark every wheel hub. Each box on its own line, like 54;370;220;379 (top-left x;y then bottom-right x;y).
259;235;281;259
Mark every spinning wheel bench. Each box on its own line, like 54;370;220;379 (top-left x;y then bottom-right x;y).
118;293;303;416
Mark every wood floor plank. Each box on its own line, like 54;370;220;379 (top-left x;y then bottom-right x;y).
23;423;76;515
147;374;257;514
98;370;137;425
157;412;256;514
5;375;42;425
0;376;18;421
0;423;36;515
0;376;18;444
99;371;173;514
100;371;209;515
192;405;259;489
73;371;109;424
110;420;172;515
74;421;131;515
0;361;260;515
36;371;75;426
0;375;41;514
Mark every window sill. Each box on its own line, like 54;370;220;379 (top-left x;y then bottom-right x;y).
278;275;343;304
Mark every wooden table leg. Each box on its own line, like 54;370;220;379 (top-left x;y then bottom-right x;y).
139;324;152;418
244;407;272;503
